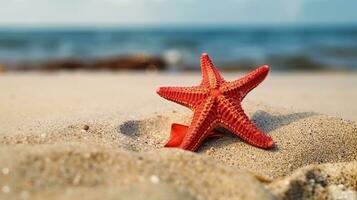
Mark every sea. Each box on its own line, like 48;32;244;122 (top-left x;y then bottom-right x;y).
1;26;357;70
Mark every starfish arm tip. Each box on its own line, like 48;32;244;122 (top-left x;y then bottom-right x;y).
259;65;270;79
156;87;161;94
261;64;269;69
267;140;275;149
257;65;270;73
156;87;167;97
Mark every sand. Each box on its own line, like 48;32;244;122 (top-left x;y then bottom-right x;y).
269;161;357;199
0;71;356;200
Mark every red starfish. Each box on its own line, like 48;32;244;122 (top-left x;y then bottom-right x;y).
157;53;274;151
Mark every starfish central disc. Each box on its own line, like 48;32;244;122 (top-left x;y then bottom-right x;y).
210;89;221;98
157;53;275;152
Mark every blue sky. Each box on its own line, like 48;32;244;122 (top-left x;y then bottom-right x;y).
1;0;357;27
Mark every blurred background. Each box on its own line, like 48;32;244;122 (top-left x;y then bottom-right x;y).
0;0;357;71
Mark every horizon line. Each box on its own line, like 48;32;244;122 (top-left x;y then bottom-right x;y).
1;23;357;30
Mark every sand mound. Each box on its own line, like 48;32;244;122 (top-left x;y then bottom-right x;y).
110;105;357;178
0;145;274;200
269;161;357;199
1;103;356;199
2;105;357;169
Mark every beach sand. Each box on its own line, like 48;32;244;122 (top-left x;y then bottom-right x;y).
0;71;356;200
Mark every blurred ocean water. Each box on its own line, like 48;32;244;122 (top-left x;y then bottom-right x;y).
1;26;357;70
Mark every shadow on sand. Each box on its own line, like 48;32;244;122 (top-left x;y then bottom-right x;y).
201;110;316;151
251;110;316;133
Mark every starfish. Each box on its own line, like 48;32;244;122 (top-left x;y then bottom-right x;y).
156;53;274;151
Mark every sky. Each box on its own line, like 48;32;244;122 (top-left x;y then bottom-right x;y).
0;0;357;27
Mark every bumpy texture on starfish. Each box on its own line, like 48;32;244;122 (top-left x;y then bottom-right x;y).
157;53;274;151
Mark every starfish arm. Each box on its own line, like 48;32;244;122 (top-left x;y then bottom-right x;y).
217;96;274;149
200;53;225;88
221;65;269;100
156;86;208;109
165;123;224;148
179;97;218;151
